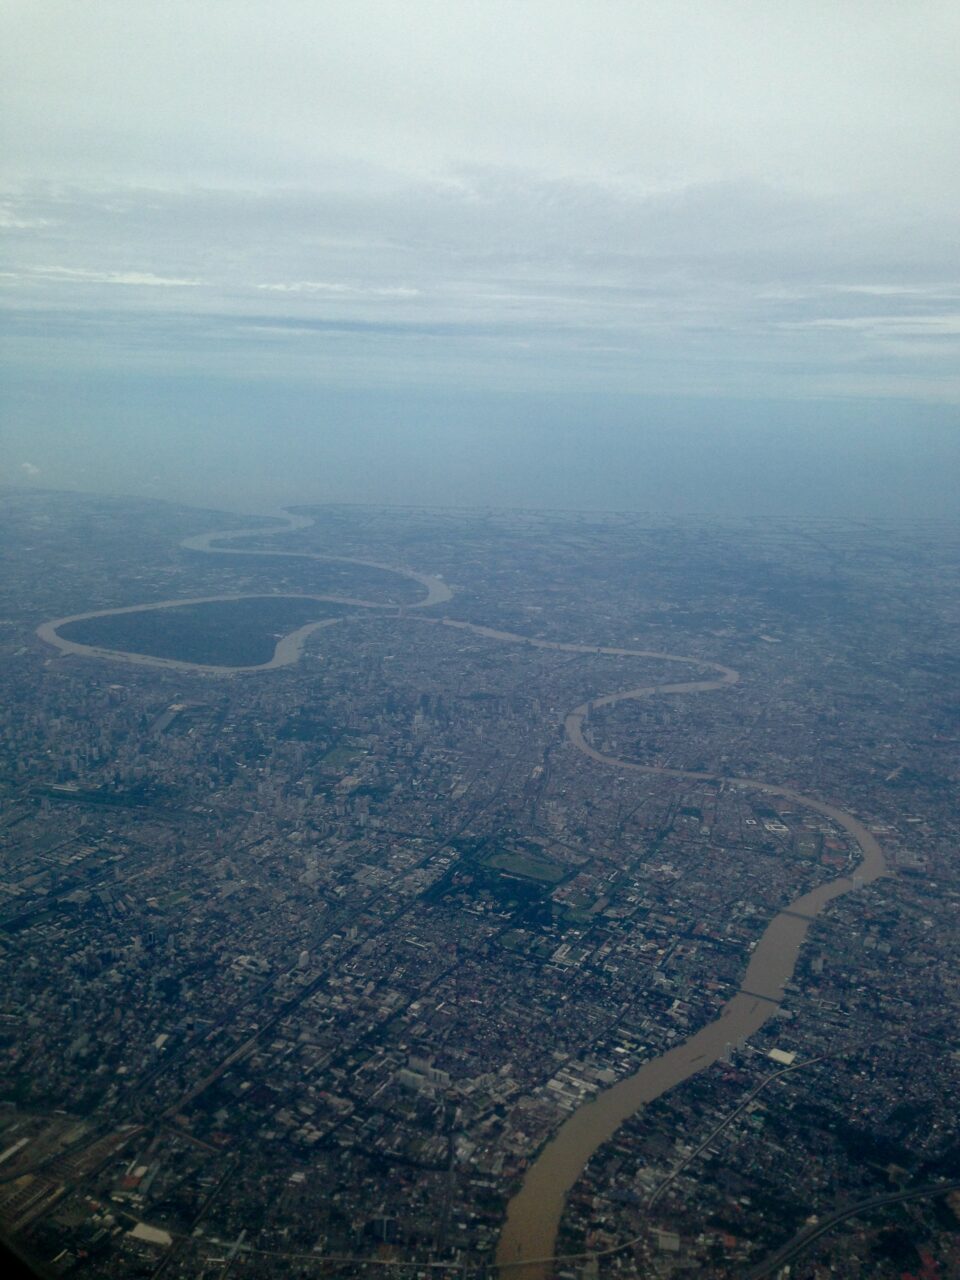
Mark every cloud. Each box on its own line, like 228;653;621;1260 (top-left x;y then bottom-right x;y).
787;315;960;338
829;284;960;299
31;267;202;287
257;281;420;297
3;2;959;206
21;461;40;476
0;205;50;229
2;4;958;404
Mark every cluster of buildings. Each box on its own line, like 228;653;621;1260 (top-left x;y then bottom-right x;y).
0;492;958;1278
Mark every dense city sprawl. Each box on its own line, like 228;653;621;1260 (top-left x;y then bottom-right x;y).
1;491;959;1278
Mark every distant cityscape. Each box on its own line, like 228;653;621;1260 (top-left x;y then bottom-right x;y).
1;490;959;1279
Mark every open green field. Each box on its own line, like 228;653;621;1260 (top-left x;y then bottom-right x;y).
485;850;567;883
321;744;364;769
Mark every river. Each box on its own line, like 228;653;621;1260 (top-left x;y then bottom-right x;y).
495;699;885;1277
37;511;451;673
36;507;886;1275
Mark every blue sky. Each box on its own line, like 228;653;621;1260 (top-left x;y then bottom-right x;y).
2;1;959;510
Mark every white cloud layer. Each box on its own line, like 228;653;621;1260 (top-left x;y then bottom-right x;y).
1;0;959;403
32;266;201;287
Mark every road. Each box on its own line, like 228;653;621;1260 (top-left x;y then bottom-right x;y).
746;1179;960;1278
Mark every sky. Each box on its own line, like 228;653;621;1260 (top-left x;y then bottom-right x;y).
2;1;959;514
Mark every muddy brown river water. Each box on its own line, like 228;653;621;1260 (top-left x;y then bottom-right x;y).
495;701;885;1276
